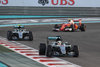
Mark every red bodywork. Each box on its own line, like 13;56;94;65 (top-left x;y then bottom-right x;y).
60;19;82;31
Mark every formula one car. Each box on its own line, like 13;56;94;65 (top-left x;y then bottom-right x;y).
39;36;79;57
7;25;33;41
53;19;86;32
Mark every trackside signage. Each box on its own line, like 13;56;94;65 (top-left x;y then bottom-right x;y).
0;0;100;7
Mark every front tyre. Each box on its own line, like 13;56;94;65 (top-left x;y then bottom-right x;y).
7;31;12;40
80;24;86;32
46;45;53;57
29;31;33;41
39;43;46;55
73;45;79;57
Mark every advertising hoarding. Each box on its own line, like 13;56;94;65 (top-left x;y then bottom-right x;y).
0;0;100;7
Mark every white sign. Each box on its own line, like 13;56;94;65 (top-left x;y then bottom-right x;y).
0;0;100;7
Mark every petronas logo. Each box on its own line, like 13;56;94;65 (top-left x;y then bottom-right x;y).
38;0;49;6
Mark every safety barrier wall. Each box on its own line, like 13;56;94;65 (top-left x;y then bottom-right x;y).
0;6;100;17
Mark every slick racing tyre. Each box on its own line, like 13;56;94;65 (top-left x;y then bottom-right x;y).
73;45;79;57
53;24;60;32
80;24;86;31
54;24;60;28
46;45;53;57
29;31;33;41
7;31;12;40
39;43;46;55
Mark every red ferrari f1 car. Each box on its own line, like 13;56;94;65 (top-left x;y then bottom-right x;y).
53;19;86;32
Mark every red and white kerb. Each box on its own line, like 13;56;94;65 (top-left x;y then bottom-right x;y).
0;37;81;67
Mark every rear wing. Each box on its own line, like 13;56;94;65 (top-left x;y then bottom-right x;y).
14;25;24;28
47;36;62;44
73;19;82;26
48;36;62;40
73;19;81;22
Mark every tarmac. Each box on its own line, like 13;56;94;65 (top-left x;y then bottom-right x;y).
0;18;100;67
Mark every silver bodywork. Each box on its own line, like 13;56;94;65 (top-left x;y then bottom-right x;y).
12;29;29;39
50;41;72;54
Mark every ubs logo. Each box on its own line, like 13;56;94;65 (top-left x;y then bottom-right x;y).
38;0;49;6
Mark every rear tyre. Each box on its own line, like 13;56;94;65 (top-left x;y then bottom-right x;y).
39;43;46;55
80;24;86;31
73;45;79;57
7;31;12;40
29;31;33;41
53;24;60;32
46;45;53;57
54;24;60;28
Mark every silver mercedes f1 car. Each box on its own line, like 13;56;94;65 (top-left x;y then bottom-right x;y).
7;25;33;41
39;36;79;57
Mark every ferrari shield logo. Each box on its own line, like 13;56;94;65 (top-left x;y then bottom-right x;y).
38;0;49;6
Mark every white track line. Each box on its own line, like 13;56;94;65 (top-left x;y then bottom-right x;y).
0;37;81;67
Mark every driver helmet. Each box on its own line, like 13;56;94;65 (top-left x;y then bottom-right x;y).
17;24;21;29
17;24;24;28
18;24;21;26
57;41;62;45
68;18;74;22
68;19;72;22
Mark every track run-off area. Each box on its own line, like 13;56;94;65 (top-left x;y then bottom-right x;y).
0;18;100;67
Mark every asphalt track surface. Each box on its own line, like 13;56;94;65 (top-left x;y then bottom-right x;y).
0;23;100;67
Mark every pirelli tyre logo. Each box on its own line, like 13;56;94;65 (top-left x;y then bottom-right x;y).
38;0;49;6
